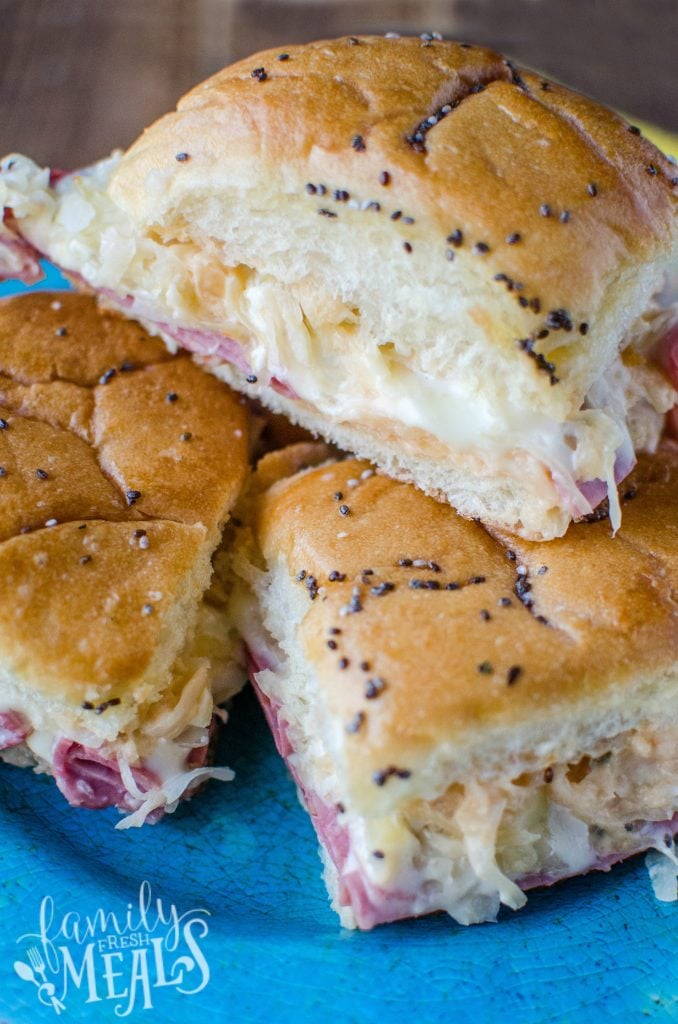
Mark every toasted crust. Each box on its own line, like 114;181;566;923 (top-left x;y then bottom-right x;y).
248;442;678;814
113;34;677;402
92;356;248;537
2;37;675;539
98;34;677;539
0;519;207;699
0;290;171;384
0;292;249;718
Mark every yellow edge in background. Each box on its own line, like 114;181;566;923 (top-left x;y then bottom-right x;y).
633;120;678;160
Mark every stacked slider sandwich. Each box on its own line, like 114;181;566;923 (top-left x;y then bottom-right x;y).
0;35;676;924
0;291;250;826
232;440;678;927
1;36;677;539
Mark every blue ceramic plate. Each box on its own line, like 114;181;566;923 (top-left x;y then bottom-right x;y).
0;267;676;1024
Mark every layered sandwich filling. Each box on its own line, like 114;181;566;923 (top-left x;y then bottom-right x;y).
229;525;678;930
1;156;676;534
0;596;244;828
248;645;677;929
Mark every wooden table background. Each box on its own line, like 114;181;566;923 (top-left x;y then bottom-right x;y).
1;0;677;167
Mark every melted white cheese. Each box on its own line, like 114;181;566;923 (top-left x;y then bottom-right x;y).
2;155;673;521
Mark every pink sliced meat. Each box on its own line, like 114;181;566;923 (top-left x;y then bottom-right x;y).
51;712;221;818
0;221;43;285
519;815;678;890
185;716;218;770
52;739;159;813
248;663;420;927
0;710;32;749
248;650;678;928
100;289;301;396
96;288;253;371
159;322;251;372
659;321;678;383
248;652;294;761
1;238;302;398
576;444;637;512
659;321;678;438
48;168;71;188
270;377;299;400
0;203;666;445
146;324;298;398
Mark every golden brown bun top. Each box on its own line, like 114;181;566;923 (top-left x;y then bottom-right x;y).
251;442;678;810
117;34;677;350
0;292;249;705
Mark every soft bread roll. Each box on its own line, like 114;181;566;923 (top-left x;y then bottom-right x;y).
232;441;678;927
0;291;250;825
1;36;677;538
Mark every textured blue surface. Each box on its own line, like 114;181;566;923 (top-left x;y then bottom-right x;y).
0;269;676;1024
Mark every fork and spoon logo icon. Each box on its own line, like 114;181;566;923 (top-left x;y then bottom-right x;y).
13;947;65;1015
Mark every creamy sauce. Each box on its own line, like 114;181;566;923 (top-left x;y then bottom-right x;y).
2;154;673;524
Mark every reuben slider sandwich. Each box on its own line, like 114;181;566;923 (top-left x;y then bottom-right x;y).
1;37;677;538
234;443;678;928
0;292;249;826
